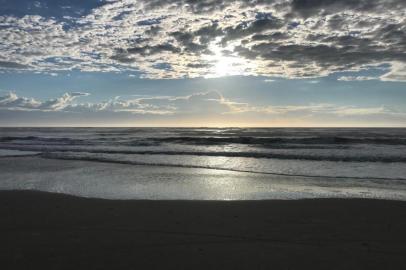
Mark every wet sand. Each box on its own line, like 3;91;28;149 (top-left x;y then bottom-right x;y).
1;190;405;269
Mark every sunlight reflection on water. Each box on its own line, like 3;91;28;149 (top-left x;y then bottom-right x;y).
1;158;405;201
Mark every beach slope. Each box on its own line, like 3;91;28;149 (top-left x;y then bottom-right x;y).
1;190;405;269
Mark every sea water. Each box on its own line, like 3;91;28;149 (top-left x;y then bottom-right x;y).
0;127;405;200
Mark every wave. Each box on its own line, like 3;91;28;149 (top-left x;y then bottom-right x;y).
1;145;405;162
0;136;90;145
149;136;406;146
2;135;406;146
41;152;406;182
58;150;406;162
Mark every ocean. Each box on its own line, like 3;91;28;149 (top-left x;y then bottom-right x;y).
1;127;406;200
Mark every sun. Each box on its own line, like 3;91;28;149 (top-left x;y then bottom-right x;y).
202;40;252;78
204;54;248;78
214;56;238;77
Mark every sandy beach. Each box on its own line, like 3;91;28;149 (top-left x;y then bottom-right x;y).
1;190;406;269
2;0;406;265
1;152;406;269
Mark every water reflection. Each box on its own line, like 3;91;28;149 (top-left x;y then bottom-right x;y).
1;157;405;201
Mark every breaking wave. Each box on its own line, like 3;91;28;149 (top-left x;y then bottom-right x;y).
41;152;406;182
2;135;406;146
0;144;404;162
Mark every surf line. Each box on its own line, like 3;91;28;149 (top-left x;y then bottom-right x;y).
40;153;406;182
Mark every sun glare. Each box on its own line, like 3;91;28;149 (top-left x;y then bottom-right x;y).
214;56;238;77
203;40;253;78
204;54;249;78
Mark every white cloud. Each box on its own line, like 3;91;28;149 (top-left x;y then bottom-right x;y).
0;92;41;110
1;91;400;119
333;107;387;116
380;62;406;82
39;92;90;111
338;76;378;81
1;89;405;126
0;91;89;111
0;90;232;115
0;1;405;80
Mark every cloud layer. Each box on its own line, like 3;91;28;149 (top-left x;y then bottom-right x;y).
1;90;405;126
0;0;405;80
0;91;89;111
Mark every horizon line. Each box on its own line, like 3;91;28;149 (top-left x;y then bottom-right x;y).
1;125;405;129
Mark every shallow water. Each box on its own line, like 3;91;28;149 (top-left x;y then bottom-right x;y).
1;157;405;200
0;127;405;200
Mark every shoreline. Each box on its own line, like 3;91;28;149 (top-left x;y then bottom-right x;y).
1;190;406;269
1;156;405;201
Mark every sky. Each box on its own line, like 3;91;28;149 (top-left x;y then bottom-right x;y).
0;0;405;127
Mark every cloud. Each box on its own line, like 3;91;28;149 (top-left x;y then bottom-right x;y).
333;106;387;116
0;90;402;118
0;90;232;115
0;61;30;69
380;62;406;82
0;92;40;110
227;102;390;117
0;91;89;111
1;90;405;126
337;76;378;81
0;0;405;80
221;13;284;43
109;91;232;115
290;0;406;17
39;92;90;111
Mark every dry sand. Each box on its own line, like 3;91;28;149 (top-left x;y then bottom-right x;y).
1;190;405;269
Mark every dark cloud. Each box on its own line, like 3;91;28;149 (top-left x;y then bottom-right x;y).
373;23;406;46
169;23;228;54
110;54;136;64
139;0;406;17
291;0;406;17
145;26;162;36
139;0;282;13
152;62;173;70
0;0;405;80
170;31;208;54
222;14;284;43
187;63;212;68
110;43;182;63
127;43;181;56
137;17;165;26
0;0;109;18
251;32;290;41
247;42;406;70
139;0;232;13
194;23;224;44
321;35;372;48
0;61;30;69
